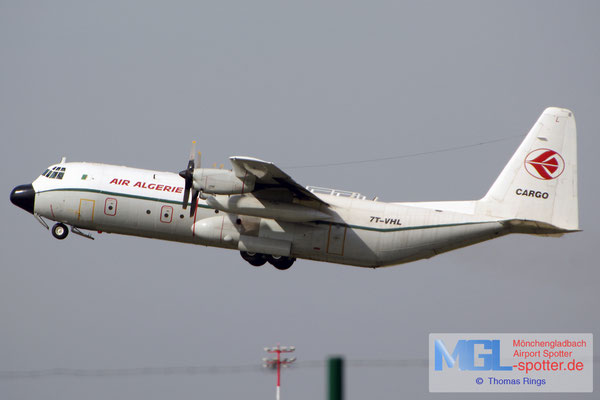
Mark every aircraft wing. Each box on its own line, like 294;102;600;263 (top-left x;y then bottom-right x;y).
229;156;328;205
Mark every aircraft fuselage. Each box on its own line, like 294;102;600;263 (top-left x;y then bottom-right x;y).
24;162;507;268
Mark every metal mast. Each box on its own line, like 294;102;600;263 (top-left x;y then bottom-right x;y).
263;344;296;400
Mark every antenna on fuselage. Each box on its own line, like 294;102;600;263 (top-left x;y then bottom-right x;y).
60;156;66;164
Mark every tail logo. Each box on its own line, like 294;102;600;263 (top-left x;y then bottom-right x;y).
524;149;565;180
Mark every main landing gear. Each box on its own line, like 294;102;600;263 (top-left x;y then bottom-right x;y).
51;223;69;240
240;251;295;270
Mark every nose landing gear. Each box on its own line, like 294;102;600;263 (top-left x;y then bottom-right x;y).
51;223;69;240
240;251;295;270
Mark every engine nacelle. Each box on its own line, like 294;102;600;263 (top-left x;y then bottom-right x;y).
205;194;332;222
192;169;255;195
192;215;240;247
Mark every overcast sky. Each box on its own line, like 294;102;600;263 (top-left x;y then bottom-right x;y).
1;1;598;399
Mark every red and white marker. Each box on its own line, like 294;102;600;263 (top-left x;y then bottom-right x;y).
263;344;296;400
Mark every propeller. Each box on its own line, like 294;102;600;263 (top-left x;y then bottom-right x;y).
179;141;200;217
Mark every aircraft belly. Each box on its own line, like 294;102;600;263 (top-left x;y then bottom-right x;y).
376;221;506;266
290;224;380;267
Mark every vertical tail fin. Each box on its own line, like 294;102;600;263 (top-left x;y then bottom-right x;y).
478;107;579;231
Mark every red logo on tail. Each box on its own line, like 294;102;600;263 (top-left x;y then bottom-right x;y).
524;149;565;180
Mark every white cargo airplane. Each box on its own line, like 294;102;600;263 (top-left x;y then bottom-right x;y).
10;107;578;270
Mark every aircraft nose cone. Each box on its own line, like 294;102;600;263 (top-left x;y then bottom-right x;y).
10;184;35;214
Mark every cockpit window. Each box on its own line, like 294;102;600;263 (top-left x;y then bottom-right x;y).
43;166;66;180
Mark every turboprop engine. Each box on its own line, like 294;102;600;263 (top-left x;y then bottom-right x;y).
192;169;255;195
178;141;256;216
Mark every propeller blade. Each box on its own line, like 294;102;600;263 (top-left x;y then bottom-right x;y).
179;141;197;210
181;178;191;209
190;188;199;217
188;141;197;168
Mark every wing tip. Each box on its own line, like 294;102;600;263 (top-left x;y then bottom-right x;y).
230;156;272;164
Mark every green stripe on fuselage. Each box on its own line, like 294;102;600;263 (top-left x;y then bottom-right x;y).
315;220;496;233
36;187;213;209
38;188;497;233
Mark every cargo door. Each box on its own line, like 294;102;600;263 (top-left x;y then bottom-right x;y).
78;199;95;224
327;224;347;256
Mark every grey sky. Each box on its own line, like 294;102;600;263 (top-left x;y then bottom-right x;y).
1;1;598;399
